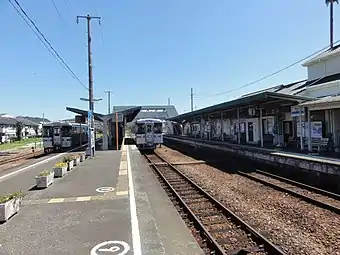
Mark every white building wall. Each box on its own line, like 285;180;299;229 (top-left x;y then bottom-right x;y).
307;54;340;81
304;80;340;98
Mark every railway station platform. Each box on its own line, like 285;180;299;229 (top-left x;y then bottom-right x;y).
164;135;340;175
0;143;203;254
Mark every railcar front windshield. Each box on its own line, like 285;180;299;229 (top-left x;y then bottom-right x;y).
154;123;163;134
136;124;145;134
43;126;53;137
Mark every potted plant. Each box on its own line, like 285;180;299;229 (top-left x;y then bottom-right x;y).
35;169;54;189
79;153;85;162
0;191;25;222
53;162;68;178
72;154;81;166
63;156;74;170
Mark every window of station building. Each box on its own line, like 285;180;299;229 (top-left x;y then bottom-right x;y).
262;118;274;134
284;121;293;135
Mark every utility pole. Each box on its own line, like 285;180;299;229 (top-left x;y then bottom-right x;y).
190;88;194;112
77;14;101;158
168;97;171;106
105;90;112;114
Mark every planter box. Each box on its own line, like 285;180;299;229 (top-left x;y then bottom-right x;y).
73;157;80;166
35;172;54;189
53;166;67;178
80;154;85;162
67;160;74;171
0;198;22;222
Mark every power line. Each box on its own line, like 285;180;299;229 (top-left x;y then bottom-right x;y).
194;39;340;99
51;0;67;26
9;0;88;90
8;0;78;84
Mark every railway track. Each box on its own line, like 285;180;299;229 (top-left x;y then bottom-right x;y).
238;169;340;214
145;152;285;255
0;150;44;166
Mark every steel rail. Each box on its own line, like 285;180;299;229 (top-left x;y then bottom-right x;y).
254;169;340;200
147;152;286;255
238;170;340;215
0;151;44;165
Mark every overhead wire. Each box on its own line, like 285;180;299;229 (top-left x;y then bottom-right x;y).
194;39;340;99
8;0;88;90
50;0;67;27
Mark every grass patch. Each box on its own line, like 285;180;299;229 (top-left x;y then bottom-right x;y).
0;137;42;151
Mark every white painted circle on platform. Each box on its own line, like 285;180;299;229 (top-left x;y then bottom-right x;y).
96;187;115;193
90;240;130;255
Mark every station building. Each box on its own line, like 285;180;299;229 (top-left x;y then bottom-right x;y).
66;105;178;150
169;44;340;156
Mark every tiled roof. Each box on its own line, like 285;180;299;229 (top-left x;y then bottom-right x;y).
274;80;308;95
0;117;17;125
303;44;340;66
292;72;340;92
15;117;39;126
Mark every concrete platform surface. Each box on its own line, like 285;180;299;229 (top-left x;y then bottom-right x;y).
129;145;204;255
0;151;84;195
0;150;132;255
165;135;340;175
0;144;203;255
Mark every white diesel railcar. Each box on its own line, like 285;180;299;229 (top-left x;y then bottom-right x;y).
135;118;165;151
42;122;88;153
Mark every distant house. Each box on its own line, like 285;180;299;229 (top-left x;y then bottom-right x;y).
0;116;40;143
0;117;17;143
16;117;40;137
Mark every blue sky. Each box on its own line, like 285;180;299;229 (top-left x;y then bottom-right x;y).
0;0;338;120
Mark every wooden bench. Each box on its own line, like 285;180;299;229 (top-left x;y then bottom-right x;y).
311;138;329;152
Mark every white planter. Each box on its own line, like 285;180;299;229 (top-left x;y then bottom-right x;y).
35;172;54;188
67;160;74;170
53;166;67;178
0;198;22;222
80;154;85;162
73;157;80;166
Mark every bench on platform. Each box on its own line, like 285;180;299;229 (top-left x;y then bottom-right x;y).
311;138;329;152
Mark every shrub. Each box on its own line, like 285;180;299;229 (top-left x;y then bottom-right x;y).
38;169;52;177
0;191;25;204
63;156;73;163
54;162;67;168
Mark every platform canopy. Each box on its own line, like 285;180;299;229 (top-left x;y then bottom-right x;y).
66;106;142;123
168;91;314;123
112;106;142;123
66;107;105;122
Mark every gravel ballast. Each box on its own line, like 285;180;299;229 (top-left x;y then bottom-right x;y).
156;147;340;255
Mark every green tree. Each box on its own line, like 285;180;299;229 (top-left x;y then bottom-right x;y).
15;121;24;141
326;0;339;48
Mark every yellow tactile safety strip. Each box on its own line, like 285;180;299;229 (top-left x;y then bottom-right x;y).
22;191;128;205
116;143;129;193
